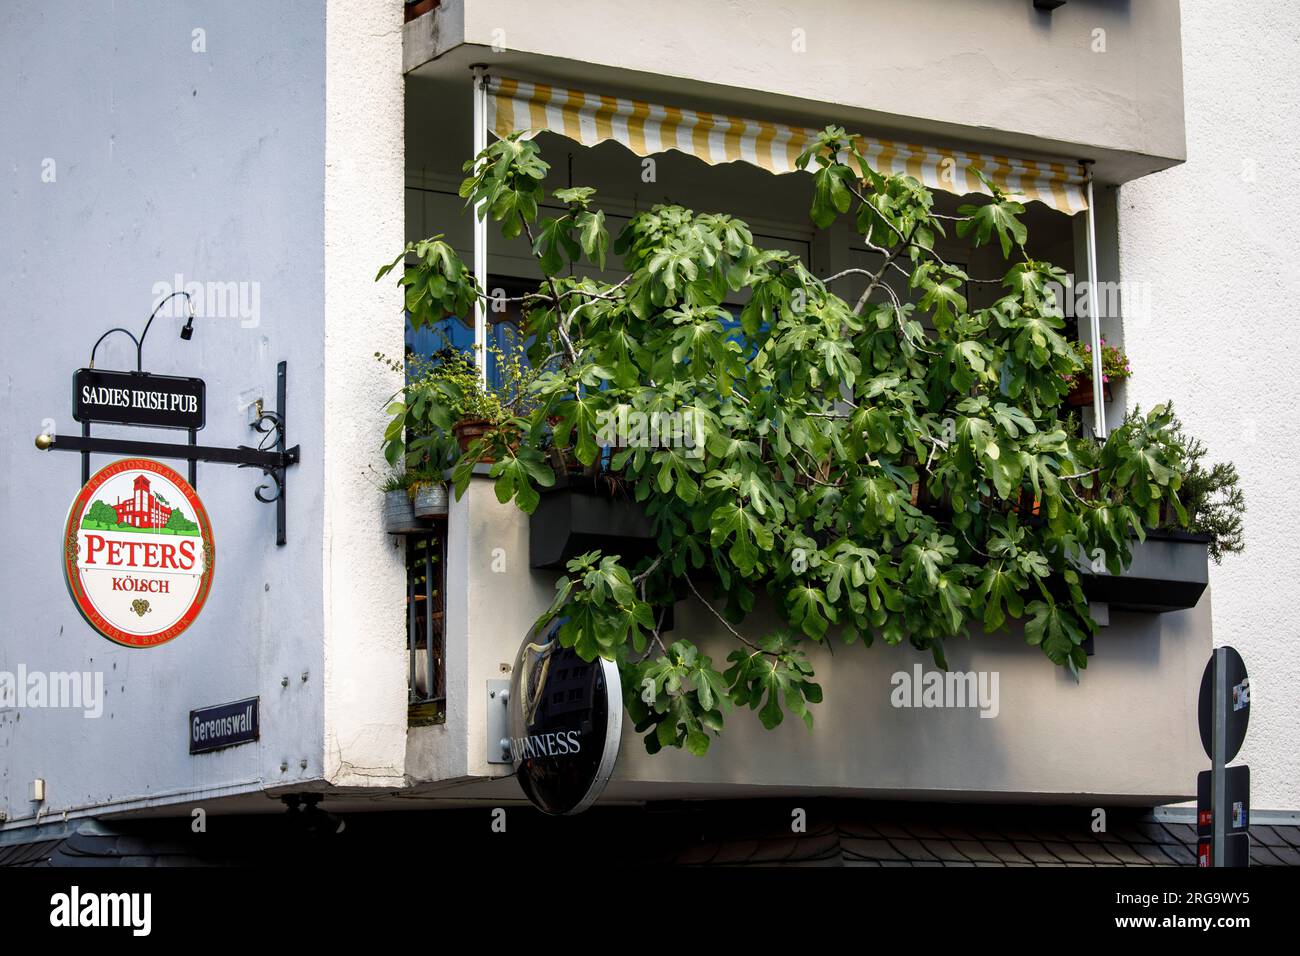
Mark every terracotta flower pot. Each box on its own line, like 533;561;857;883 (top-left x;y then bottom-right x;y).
453;418;496;458
452;419;517;463
1065;378;1114;407
404;0;439;23
1018;488;1042;518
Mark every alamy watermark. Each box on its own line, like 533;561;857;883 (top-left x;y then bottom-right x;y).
152;273;260;328
1044;273;1152;330
595;405;704;458
890;664;999;718
0;666;104;718
50;886;151;936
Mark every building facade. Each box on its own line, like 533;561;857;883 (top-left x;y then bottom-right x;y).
0;0;1294;859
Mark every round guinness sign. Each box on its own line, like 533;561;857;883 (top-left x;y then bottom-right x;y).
62;458;215;647
507;618;622;815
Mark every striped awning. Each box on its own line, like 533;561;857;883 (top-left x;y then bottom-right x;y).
488;75;1089;216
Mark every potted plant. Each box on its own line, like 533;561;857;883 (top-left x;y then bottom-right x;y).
380;344;536;469
404;347;507;459
409;471;449;518
1073;406;1242;613
380;470;427;534
1158;412;1246;563
1063;338;1130;406
455;343;537;461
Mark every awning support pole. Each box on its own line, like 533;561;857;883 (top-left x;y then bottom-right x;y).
1083;170;1107;440
471;65;489;387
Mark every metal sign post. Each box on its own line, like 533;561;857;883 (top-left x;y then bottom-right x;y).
1213;647;1227;865
41;303;302;545
1196;646;1251;866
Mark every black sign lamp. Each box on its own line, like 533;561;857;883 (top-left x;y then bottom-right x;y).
88;290;195;371
36;291;301;546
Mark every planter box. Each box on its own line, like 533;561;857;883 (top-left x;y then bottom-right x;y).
529;477;1209;613
529;478;656;570
1075;530;1210;612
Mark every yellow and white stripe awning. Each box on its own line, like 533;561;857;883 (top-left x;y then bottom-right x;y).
488;75;1088;216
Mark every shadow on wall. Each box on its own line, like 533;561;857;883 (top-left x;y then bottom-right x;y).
610;587;1207;800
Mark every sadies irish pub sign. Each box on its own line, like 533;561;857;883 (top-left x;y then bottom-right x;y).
36;291;300;647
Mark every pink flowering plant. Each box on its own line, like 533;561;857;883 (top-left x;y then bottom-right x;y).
1064;338;1131;387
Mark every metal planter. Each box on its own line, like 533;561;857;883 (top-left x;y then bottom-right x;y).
383;489;426;535
529;480;656;570
1077;530;1211;612
411;481;449;519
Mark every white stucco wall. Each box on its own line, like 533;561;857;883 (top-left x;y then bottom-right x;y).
410;0;1186;182
0;1;329;826
0;0;412;830
321;0;409;788
1118;0;1300;811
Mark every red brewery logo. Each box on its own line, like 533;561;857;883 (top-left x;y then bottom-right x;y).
62;458;215;647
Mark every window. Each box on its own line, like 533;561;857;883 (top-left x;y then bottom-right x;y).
406;532;445;723
404;275;537;389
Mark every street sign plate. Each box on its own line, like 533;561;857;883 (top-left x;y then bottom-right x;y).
1197;766;1249;838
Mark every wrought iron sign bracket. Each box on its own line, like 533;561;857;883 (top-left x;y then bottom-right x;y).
36;361;300;546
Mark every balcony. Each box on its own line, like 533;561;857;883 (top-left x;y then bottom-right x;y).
392;27;1208;808
401;476;1209;806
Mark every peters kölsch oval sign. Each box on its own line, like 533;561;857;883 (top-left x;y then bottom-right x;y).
63;458;215;647
508;618;622;815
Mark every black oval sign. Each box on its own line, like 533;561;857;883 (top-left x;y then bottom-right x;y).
507;618;621;815
1198;646;1249;763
